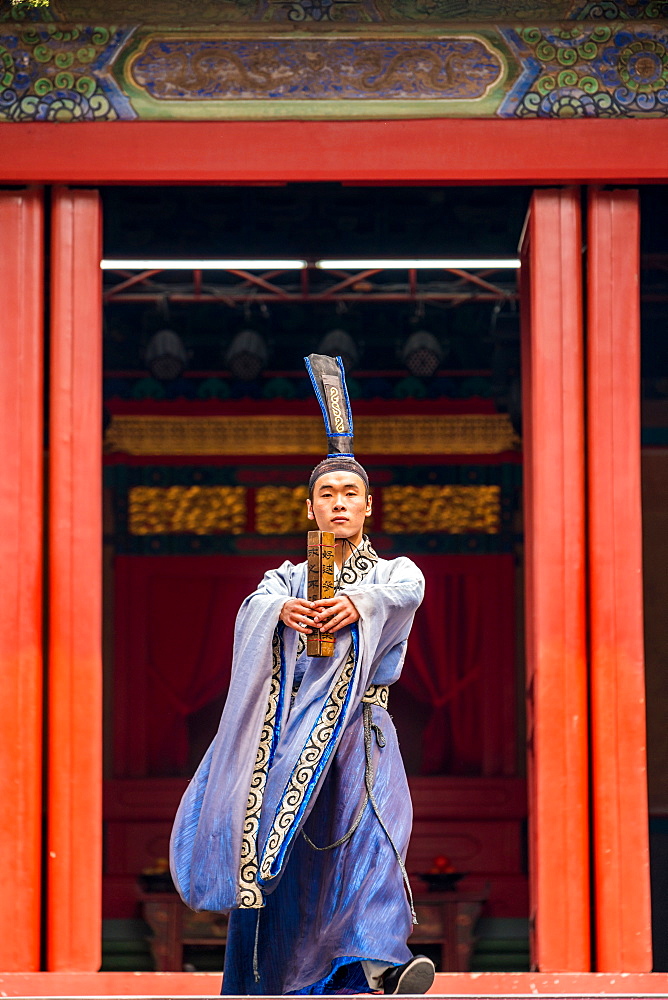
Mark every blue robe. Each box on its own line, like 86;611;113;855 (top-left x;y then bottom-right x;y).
170;540;424;994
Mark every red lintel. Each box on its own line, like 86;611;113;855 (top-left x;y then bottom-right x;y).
1;120;667;185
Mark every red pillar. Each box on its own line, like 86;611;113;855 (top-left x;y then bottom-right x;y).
0;188;44;970
48;187;103;971
587;187;652;971
520;188;590;971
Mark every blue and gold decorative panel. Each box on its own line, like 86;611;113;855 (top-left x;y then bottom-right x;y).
2;0;668;120
501;24;668;115
0;23;135;120
124;34;504;107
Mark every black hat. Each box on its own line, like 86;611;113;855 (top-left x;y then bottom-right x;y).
305;353;369;496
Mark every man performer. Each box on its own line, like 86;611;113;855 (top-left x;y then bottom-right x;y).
170;355;434;995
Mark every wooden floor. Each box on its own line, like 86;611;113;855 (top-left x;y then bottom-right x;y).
1;972;668;997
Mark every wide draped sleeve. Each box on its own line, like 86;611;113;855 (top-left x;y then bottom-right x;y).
170;561;302;912
340;555;425;686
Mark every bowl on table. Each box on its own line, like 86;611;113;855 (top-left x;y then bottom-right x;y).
418;872;466;892
139;872;176;893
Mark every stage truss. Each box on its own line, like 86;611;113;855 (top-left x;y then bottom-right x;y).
103;256;668;307
103;264;519;307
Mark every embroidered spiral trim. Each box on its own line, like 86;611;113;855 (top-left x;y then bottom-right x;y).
338;535;378;588
362;683;389;710
259;644;356;882
237;630;283;908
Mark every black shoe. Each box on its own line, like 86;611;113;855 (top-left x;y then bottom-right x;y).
382;955;435;995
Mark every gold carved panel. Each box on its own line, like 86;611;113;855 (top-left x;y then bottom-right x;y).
124;482;501;535
108;414;518;456
255;485;311;535
128;485;246;535
382;485;501;534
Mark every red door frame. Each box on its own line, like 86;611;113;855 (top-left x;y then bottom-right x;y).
0;117;657;988
520;189;589;972
587;188;652;972
48;188;103;973
0;187;44;973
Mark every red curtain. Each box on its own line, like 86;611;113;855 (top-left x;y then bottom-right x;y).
114;553;515;778
401;554;516;776
114;556;277;776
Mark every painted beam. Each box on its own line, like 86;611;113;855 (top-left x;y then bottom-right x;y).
0;121;667;185
587;188;652;972
520;188;589;971
0;188;44;971
48;188;103;972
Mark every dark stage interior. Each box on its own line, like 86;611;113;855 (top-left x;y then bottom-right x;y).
100;183;668;972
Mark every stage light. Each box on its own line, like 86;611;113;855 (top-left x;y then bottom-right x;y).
316;259;521;270
226;329;268;381
100;259;308;270
144;329;188;381
402;330;444;378
316;329;359;372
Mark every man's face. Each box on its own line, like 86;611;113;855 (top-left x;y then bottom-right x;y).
306;471;372;542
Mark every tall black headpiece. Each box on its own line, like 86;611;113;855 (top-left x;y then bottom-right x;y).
304;353;369;495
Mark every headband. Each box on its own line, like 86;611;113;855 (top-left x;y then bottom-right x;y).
308;457;369;496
